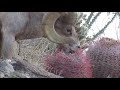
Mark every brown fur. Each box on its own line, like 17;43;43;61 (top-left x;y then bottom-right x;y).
0;21;2;57
0;12;80;60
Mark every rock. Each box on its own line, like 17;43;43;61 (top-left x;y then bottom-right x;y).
0;59;62;78
0;59;15;77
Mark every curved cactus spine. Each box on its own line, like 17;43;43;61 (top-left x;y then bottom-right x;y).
44;49;93;78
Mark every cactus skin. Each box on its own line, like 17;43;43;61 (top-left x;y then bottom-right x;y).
86;37;120;78
44;49;92;78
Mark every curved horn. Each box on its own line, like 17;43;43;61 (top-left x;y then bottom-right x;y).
42;12;76;44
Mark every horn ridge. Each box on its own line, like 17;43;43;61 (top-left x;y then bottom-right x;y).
42;12;75;44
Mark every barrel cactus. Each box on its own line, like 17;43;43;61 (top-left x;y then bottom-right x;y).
44;49;92;78
86;37;120;78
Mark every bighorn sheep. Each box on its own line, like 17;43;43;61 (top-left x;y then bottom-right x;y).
0;12;80;60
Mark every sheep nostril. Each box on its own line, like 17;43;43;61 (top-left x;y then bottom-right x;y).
69;50;75;54
77;46;80;48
